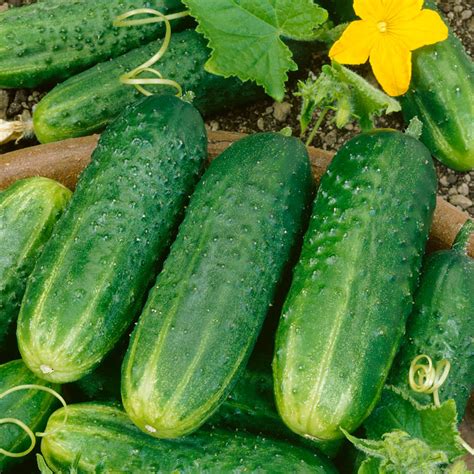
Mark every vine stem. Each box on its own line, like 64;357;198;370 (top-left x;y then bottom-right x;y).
113;9;190;97
305;108;328;147
0;118;34;145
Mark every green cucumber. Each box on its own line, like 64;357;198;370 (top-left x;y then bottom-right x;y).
0;0;183;89
41;403;337;473
32;29;264;144
387;220;474;418
122;132;313;438
0;177;71;362
401;24;474;171
319;0;474;171
17;95;207;384
0;360;59;472
274;130;437;442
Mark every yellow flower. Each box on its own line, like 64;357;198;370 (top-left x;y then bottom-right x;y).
329;0;448;96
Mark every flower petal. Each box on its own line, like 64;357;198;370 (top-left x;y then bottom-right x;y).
354;0;423;22
389;9;449;51
329;20;377;65
370;36;412;96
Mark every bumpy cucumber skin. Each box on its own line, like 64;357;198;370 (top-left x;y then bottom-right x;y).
0;0;182;89
0;177;71;362
17;95;207;384
401;28;474;171
387;222;474;418
274;131;437;442
122;132;313;439
41;403;337;473
0;360;59;471
33;30;264;144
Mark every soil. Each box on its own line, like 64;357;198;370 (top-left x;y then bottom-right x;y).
0;0;473;218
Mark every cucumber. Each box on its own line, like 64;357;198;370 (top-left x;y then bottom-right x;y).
0;177;71;362
319;0;474;171
122;132;313;439
17;95;207;384
0;0;182;89
33;29;264;144
401;23;474;171
274;130;437;442
387;220;474;418
41;403;337;473
0;360;59;472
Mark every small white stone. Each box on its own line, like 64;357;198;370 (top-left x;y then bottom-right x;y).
273;102;292;122
449;194;472;210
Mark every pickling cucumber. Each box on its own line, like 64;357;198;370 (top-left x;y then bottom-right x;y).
33;29;264;144
387;220;474;418
0;0;182;88
0;360;59;472
122;132;313;439
0;177;71;362
274;130;437;441
401;24;474;171
17;95;207;384
41;403;337;473
320;0;474;171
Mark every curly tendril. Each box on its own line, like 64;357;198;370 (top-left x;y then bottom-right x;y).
409;354;451;407
408;355;474;456
0;384;67;459
113;9;190;97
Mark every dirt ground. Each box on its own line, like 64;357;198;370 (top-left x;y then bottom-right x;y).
0;0;473;217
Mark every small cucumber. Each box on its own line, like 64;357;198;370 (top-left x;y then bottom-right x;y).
122;132;313;438
401;24;474;171
33;29;264;144
0;0;182;88
387;220;474;418
274;130;437;441
0;177;71;362
0;360;59;472
41;403;337;473
17;95;207;384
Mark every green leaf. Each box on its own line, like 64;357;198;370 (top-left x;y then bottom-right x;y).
182;0;328;101
344;429;449;473
295;62;400;134
364;386;465;462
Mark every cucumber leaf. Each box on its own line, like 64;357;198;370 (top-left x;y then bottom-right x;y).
296;62;401;135
364;386;465;462
182;0;328;101
344;429;449;473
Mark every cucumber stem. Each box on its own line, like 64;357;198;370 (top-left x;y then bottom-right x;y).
305;108;329;146
0;118;34;145
452;220;474;255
